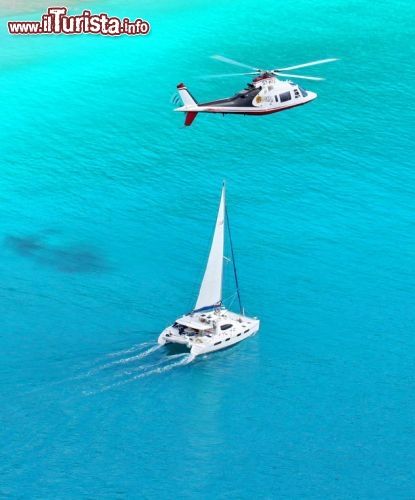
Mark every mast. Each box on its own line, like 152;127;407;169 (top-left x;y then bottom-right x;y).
193;184;225;312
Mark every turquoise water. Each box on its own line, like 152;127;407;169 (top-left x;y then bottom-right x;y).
1;0;415;497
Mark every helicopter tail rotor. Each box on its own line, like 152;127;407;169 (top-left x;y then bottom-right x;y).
171;92;181;105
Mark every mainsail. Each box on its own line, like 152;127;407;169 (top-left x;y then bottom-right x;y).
193;185;225;312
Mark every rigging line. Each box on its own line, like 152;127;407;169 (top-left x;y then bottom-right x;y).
225;205;243;315
223;291;237;308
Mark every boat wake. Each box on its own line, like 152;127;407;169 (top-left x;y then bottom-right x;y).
23;341;194;398
80;344;163;379
83;352;194;395
76;342;194;396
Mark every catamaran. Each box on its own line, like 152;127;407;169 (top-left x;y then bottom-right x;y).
158;184;260;357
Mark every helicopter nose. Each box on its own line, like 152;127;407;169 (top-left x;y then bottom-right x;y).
308;91;318;101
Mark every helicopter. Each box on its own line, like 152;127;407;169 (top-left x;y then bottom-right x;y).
174;55;338;126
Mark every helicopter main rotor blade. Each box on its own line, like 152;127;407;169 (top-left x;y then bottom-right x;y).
203;72;258;79
275;72;325;81
275;58;339;72
211;55;261;72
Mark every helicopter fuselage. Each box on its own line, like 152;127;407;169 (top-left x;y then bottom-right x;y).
175;74;317;126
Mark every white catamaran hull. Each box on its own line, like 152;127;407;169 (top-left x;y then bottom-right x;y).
158;309;260;357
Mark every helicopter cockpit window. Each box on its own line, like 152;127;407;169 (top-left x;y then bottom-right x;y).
274;95;279;102
237;86;261;100
279;91;291;102
299;87;308;97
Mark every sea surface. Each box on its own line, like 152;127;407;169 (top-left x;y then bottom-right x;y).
1;0;415;498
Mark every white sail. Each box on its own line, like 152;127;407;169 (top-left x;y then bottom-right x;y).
194;185;225;312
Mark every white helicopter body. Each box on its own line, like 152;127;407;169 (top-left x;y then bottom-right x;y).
174;55;337;126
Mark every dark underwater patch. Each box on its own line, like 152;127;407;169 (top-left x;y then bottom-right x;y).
4;235;43;256
4;234;108;274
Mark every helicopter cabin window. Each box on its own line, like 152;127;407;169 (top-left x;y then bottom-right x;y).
274;95;279;103
279;91;291;102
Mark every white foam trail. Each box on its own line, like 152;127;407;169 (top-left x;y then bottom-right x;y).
106;341;153;358
99;344;162;369
113;355;170;378
84;353;195;395
91;341;153;365
81;344;162;378
22;342;162;396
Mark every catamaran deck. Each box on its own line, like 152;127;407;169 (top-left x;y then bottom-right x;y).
159;309;259;356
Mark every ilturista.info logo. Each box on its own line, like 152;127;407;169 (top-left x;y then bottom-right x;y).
8;6;151;36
